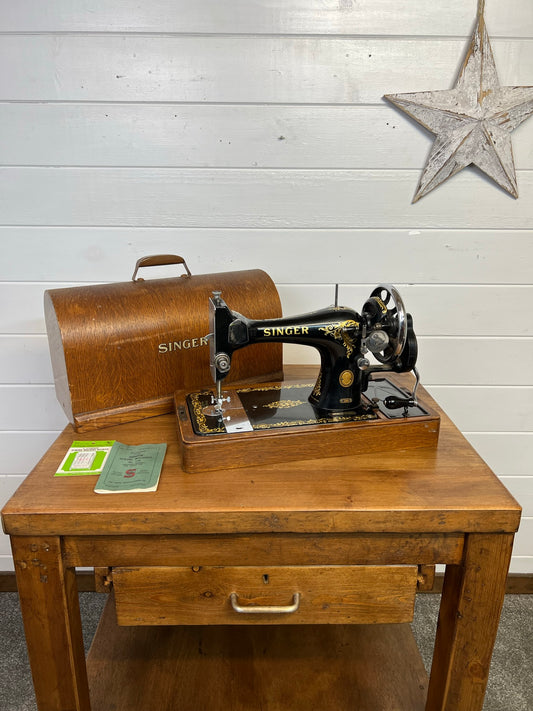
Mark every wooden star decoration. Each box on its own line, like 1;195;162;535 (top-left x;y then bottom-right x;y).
384;0;533;202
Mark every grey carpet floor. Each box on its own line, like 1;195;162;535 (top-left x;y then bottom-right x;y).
0;592;531;710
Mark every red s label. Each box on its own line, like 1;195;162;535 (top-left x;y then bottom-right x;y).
124;469;136;478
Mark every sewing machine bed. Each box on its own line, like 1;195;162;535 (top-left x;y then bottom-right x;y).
174;375;440;473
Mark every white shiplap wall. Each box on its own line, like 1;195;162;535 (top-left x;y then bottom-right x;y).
0;0;532;572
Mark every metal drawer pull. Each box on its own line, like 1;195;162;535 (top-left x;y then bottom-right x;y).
230;592;300;614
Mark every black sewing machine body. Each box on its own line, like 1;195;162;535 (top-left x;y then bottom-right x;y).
175;285;440;472
209;285;418;416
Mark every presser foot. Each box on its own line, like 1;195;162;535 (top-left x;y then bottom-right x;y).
197;390;254;434
202;392;231;418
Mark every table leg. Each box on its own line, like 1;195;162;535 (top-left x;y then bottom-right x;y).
11;536;91;711
425;532;514;711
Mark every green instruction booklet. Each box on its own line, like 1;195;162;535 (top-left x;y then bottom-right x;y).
94;442;167;494
55;441;116;476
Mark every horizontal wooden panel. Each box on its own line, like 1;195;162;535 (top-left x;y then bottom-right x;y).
113;565;417;625
1;384;531;442
511;518;533;557
277;284;334;318
2;103;532;170
1;229;531;285
9;421;530;481
0;555;16;572
0;475;24;507
63;533;464;568
465;434;533;477
1;389;522;536
87;604;428;711
500;478;533;517
418;338;532;389
284;337;533;386
0;104;443;170
0;476;25;555
509;557;533;574
1;36;532;103
288;285;533;337
2;168;533;228
0;386;68;430
0;283;80;334
0;432;60;474
0;336;53;383
0;535;13;557
3;283;532;338
1;0;531;36
426;386;533;433
416;339;533;385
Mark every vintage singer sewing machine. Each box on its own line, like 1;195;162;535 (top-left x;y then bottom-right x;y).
174;285;440;472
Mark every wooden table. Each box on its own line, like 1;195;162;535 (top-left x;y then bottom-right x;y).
1;370;521;711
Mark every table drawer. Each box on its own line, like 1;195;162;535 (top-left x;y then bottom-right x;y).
113;565;417;626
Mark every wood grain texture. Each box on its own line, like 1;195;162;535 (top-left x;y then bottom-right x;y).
176;382;440;473
1;0;532;577
3;363;533;437
64;525;533;578
62;532;465;568
426;533;514;711
1;371;521;711
112;565;418;625
1;369;521;538
10;536;91;711
7;283;533;337
5;334;533;387
87;598;428;710
4;568;533;593
0;431;503;477
44;268;282;428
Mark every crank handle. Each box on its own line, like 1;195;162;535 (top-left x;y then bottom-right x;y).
383;396;416;410
385;367;421;410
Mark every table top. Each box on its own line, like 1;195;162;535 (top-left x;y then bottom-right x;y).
1;368;521;538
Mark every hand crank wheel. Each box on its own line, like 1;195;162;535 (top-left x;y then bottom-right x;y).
367;284;407;363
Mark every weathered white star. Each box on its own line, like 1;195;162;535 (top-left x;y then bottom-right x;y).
385;9;533;202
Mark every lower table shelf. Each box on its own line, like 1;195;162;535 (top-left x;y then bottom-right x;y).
87;597;429;710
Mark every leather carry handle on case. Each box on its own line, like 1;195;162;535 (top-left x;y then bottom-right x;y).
132;254;192;281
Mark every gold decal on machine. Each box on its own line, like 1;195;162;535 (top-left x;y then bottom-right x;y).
318;320;359;357
263;326;309;337
339;370;354;388
374;297;388;314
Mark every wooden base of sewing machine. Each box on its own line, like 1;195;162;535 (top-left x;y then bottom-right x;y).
175;375;440;473
86;596;428;710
